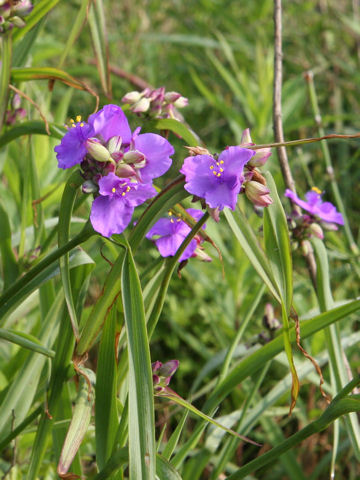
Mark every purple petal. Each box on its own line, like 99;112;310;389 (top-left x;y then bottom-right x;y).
146;217;190;238
218;146;255;176
133;133;174;182
88;104;132;144
284;189;316;214
315;202;344;225
54;123;93;169
98;172;124;196
186;208;205;222
154;235;197;261
90;196;134;237
125;182;157;207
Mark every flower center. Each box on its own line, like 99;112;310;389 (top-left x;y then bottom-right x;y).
168;211;182;224
112;183;131;197
209;160;224;178
311;186;322;194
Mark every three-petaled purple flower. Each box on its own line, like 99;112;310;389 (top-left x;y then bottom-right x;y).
54;104;175;237
285;188;344;227
180;146;255;211
146;209;209;262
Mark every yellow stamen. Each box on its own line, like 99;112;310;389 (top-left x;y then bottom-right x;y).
126;186;131;192
312;186;322;194
122;192;126;196
70;118;75;124
76;115;82;122
80;122;84;127
213;171;217;176
210;165;214;170
112;187;116;193
217;173;221;177
72;124;76;128
219;160;224;164
170;218;174;223
168;211;173;216
219;168;224;172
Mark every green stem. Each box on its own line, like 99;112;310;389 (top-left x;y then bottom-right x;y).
0;33;12;132
0;221;95;320
305;71;358;255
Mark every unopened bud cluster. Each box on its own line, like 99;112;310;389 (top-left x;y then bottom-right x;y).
0;0;33;33
122;87;188;120
287;212;324;248
241;129;272;207
152;359;179;393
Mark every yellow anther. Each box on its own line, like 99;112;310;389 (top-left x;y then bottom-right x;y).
72;124;76;128
177;218;181;222
213;171;217;176
170;218;174;223
126;186;131;192
76;115;82;122
122;192;126;196
219;160;224;164
168;211;173;216
219;168;224;172
70;118;75;124
217;173;221;177
80;122;84;127
210;165;214;170
312;186;322;194
216;162;220;166
112;187;116;193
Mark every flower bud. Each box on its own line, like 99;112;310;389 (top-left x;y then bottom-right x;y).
10;15;25;28
185;146;210;156
115;163;136;178
107;135;122;154
82;180;98;194
121;91;142;104
86;139;110;163
240;128;254;146
174;95;188;108
309;223;324;239
248;148;272;168
193;246;212;262
14;0;33;16
245;181;273;207
132;97;151;113
158;360;179;377
123;149;145;165
164;91;181;103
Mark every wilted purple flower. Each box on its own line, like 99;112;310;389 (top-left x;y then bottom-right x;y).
285;188;344;227
146;209;209;262
180;146;255;211
90;172;157;237
152;360;179;392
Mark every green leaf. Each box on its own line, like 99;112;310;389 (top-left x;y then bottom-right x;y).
155;118;200;147
95;308;118;469
88;0;112;97
11;67;94;92
121;241;155;479
0;328;54;357
57;370;95;477
0;121;65;148
0;34;12;132
156;454;183;480
0;200;19;290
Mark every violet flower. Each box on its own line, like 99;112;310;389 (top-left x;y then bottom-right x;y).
285;188;344;227
54;104;174;183
152;360;179;393
146;209;209;262
90;172;156;237
180;146;255;211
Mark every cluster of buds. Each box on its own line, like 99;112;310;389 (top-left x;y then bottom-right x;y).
0;0;33;33
240;129;273;208
152;360;179;393
287;211;325;247
5;93;26;125
121;87;188;120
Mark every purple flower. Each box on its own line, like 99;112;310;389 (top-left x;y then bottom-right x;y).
90;173;156;237
54;104;174;183
285;188;344;226
152;360;179;392
146;209;206;262
180;146;255;210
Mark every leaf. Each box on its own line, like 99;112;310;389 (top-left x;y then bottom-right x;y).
155;118;200;147
0;121;66;148
95;308;118;469
88;0;112;97
121;241;155;479
0;201;19;290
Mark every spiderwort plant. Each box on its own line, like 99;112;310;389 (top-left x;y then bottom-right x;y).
54;104;175;237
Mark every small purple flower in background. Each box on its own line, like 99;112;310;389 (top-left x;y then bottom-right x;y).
54;104;175;237
90;173;157;237
285;188;344;228
146;209;210;262
180;146;255;211
152;360;179;393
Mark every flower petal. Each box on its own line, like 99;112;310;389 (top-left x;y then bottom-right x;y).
90;195;134;237
54;122;93;169
133;133;174;182
88;104;132;144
